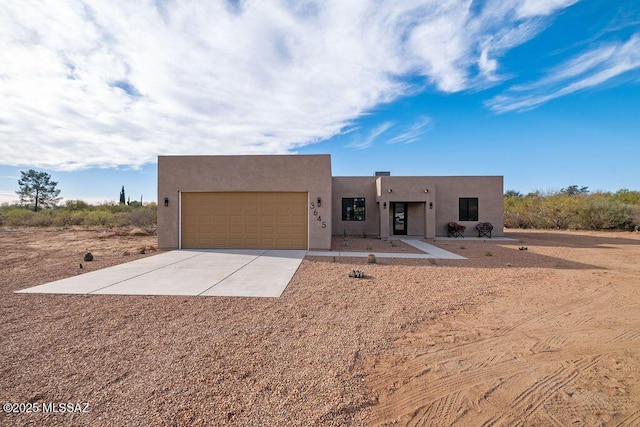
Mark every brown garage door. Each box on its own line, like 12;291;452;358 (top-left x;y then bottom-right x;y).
181;192;308;249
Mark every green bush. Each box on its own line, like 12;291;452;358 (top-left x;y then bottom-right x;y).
0;201;158;228
3;207;37;227
125;208;156;227
578;197;633;230
64;200;91;211
505;188;640;231
83;210;115;226
631;206;640;231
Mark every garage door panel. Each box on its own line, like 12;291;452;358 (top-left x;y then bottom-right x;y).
182;192;308;249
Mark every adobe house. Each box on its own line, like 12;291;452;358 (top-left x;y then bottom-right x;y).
157;154;503;250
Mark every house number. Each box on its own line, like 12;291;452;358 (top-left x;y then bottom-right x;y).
310;202;326;228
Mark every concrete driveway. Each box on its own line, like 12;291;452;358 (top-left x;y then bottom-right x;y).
16;249;306;298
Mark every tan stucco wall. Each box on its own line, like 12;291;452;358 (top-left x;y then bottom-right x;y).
407;202;426;235
157;155;332;249
331;175;503;239
375;177;435;239
430;176;504;237
158;154;504;247
331;177;379;237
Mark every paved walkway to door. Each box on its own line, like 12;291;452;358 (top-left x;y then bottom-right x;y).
16;249;306;298
306;238;466;260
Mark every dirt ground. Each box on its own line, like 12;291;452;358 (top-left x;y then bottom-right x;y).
1;228;639;426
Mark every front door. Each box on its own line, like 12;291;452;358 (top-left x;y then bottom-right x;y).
393;203;407;235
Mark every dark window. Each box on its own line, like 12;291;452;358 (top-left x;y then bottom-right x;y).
459;198;478;221
342;198;366;221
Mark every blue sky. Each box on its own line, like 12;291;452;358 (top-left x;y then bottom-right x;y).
1;0;639;204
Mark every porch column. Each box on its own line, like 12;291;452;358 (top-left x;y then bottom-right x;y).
379;201;389;239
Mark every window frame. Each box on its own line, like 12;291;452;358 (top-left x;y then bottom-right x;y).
342;197;366;221
459;197;479;221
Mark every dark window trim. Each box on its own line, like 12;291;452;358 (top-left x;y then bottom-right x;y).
342;197;366;221
459;197;479;221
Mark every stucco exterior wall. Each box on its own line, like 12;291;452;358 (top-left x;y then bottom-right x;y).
157;155;332;250
407;202;426;235
331;175;503;239
431;176;504;237
158;155;503;248
331;177;379;237
375;177;435;238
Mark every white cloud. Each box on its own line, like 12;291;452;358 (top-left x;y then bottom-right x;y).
348;121;395;150
387;117;433;144
0;191;19;204
516;0;579;18
487;33;640;112
0;0;577;170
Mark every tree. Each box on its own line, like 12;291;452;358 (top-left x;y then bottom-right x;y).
16;169;61;211
119;185;126;205
504;189;523;197
560;185;589;196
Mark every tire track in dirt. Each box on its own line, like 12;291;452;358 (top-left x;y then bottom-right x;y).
369;323;638;426
608;329;640;344
617;408;640;427
491;290;617;338
482;356;603;426
366;232;640;426
369;303;639;425
406;390;462;427
529;335;570;354
370;359;528;425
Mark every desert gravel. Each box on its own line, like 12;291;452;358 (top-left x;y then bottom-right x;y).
1;228;639;425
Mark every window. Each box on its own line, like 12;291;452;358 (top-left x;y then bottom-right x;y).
342;198;365;221
459;198;478;221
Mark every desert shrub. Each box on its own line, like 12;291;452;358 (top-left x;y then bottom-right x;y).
125;208;156;227
1;208;58;227
504;211;532;228
538;195;580;229
3;207;37;227
504;193;540;228
610;189;640;206
101;202;134;214
29;212;55;227
0;201;158;228
578;197;633;230
83;210;115;227
111;212;131;227
505;188;639;231
631;206;640;230
54;210;85;227
64;200;91;211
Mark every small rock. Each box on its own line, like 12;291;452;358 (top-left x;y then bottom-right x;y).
83;252;93;261
349;269;365;278
122;251;131;256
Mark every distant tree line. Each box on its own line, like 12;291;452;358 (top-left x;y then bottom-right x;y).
504;186;640;231
0;170;156;229
0;199;157;229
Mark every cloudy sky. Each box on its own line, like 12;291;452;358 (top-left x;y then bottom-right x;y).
1;0;639;203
